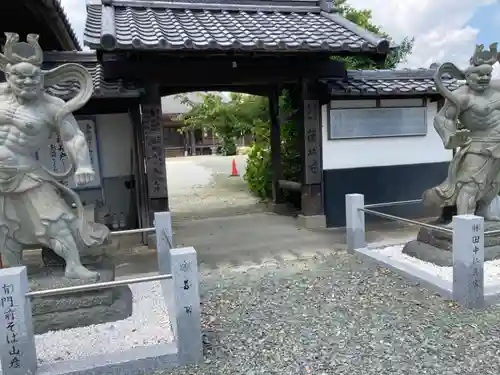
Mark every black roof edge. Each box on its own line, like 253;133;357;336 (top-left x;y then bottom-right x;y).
41;0;81;50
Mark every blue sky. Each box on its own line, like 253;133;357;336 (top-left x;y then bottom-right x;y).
471;3;499;46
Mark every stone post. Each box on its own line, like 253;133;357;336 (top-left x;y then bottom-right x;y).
345;193;365;251
171;247;202;365
452;215;484;308
0;267;37;375
154;211;173;275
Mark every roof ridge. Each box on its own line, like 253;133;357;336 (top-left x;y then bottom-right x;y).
96;0;322;12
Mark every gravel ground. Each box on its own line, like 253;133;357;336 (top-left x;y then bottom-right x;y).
160;249;500;375
375;244;500;286
36;281;172;364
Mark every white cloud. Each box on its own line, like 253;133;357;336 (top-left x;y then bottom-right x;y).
346;0;498;68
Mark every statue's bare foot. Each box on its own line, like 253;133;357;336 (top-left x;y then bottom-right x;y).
65;265;100;281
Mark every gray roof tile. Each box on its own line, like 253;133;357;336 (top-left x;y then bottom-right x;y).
84;0;390;53
42;52;142;99
325;69;462;96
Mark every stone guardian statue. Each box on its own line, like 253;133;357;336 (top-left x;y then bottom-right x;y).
0;33;110;279
423;43;500;220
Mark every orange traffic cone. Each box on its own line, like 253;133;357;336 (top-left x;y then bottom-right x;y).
230;157;239;177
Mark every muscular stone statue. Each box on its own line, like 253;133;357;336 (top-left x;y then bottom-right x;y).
0;33;109;279
423;43;500;220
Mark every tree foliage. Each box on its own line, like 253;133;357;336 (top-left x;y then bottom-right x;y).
177;92;268;155
176;1;415;199
333;0;414;69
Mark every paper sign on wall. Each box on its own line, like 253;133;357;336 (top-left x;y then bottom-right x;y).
36;118;102;189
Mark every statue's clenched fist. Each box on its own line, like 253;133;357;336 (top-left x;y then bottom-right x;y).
74;167;95;185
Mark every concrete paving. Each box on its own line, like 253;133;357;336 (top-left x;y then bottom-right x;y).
112;155;422;277
166;155;265;220
114;212;420;276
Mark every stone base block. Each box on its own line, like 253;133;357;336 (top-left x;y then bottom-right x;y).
27;255;133;334
297;214;326;229
403;220;500;266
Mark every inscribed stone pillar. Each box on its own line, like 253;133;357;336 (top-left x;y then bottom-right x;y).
141;84;168;221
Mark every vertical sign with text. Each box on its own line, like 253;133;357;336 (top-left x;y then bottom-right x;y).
171;247;202;363
471;221;484;293
452;215;484;308
1;282;23;370
142;104;167;199
303;100;321;185
0;267;37;375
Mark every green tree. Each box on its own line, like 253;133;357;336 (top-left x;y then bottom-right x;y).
177;92;264;155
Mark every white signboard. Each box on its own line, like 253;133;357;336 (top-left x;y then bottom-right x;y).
36;118;102;189
329;107;428;139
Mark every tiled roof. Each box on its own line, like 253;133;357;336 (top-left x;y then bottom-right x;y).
84;0;391;53
324;69;462;96
42;52;142;99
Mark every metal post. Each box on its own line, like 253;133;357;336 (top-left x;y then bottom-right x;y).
0;267;36;375
171;247;202;364
452;215;484;308
346;194;365;251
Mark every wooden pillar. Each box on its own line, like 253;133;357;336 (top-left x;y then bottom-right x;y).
190;129;196;156
268;86;285;204
140;84;169;223
298;79;323;218
129;104;150;236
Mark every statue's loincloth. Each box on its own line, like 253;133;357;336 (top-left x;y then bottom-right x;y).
423;141;500;207
0;166;109;247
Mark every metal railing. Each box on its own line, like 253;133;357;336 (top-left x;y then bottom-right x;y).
484;228;500;236
364;199;422;209
359;197;452;235
25;273;172;298
360;207;453;235
109;227;155;236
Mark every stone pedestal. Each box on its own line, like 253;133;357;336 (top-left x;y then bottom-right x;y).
402;220;500;266
27;254;133;335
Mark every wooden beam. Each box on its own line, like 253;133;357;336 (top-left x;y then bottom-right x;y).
102;57;345;86
160;85;272;97
278;180;302;192
75;98;140;115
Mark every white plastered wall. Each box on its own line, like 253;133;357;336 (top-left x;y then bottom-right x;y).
321;98;452;170
95;113;134;178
